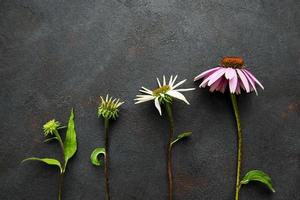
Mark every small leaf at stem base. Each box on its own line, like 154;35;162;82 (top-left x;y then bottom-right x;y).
240;170;275;193
22;157;62;173
171;132;192;146
90;147;106;166
43;137;58;143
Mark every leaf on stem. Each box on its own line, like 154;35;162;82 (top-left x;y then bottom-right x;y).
90;148;106;166
43;137;58;143
171;132;192;146
22;157;62;173
240;170;275;193
63;108;77;169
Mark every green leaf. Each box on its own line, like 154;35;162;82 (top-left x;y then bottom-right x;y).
90;148;106;166
43;137;58;143
240;170;275;193
22;157;62;173
63;108;77;170
171;132;192;146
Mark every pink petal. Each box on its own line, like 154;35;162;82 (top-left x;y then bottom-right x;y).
207;68;226;86
239;79;246;91
225;68;236;80
220;80;228;93
209;77;223;92
236;81;241;94
243;69;264;90
215;77;225;91
236;69;250;93
194;67;221;81
242;69;257;95
229;71;238;93
199;76;210;88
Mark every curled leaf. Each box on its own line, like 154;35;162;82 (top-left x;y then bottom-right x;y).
22;157;62;173
171;132;192;146
90;148;106;166
240;170;275;193
63;108;77;170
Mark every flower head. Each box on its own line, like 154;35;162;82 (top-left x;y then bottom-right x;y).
43;119;60;136
134;75;195;115
98;95;124;120
194;57;264;95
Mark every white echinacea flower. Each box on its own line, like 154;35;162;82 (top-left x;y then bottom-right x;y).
134;75;195;115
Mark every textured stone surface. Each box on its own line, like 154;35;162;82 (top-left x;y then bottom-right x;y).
0;0;299;199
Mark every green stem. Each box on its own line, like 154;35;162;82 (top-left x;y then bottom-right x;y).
54;130;65;200
58;172;64;200
165;102;174;200
230;94;242;200
104;118;111;200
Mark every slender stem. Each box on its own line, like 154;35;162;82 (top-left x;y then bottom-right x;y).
54;130;65;200
230;94;242;200
54;130;65;161
164;102;174;200
104;118;111;200
58;172;64;200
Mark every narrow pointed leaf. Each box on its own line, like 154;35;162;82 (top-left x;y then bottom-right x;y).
171;132;192;146
63;109;77;168
43;137;58;143
90;148;105;166
22;157;62;173
240;170;275;192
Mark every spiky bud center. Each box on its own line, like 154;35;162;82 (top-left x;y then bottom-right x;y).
221;57;244;69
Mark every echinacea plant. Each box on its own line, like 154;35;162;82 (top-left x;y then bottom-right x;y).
135;75;194;200
22;109;77;200
194;57;275;200
90;95;124;200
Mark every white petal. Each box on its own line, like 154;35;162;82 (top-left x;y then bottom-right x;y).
167;90;190;105
156;78;161;87
154;98;162;115
169;75;173;86
171;75;178;86
134;95;155;102
172;79;186;90
163;75;166;85
139;90;152;95
174;88;195;92
141;86;152;92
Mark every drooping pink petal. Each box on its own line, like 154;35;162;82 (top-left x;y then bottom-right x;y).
225;68;236;80
236;69;250;92
243;69;264;90
207;68;226;86
209;77;223;92
241;69;257;95
239;79;246;91
199;76;210;88
215;77;225;91
235;81;241;94
194;67;221;81
229;71;238;93
220;79;228;93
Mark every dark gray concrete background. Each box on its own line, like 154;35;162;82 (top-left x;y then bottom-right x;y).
0;0;299;199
